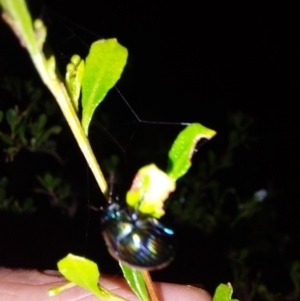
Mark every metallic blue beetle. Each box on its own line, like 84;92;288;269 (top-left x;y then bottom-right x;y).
102;202;176;270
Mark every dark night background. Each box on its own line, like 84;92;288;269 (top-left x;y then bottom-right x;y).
1;0;300;298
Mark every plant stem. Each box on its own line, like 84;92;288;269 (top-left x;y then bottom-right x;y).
142;270;159;301
0;0;108;195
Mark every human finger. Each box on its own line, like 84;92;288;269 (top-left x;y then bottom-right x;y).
0;268;211;301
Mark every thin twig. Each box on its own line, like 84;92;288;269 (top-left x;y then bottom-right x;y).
142;270;159;301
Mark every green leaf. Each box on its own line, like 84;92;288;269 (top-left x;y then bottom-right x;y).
167;123;216;181
119;262;149;301
0;134;14;146
213;283;239;301
6;108;17;131
126;164;175;218
36;173;59;189
57;254;102;297
33;19;46;51
38;125;61;144
0;111;3;122
81;39;128;135
36;114;47;132
54;254;128;301
0;0;40;56
66;54;85;111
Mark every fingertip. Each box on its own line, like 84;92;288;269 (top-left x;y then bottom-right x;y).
155;282;212;301
100;275;212;301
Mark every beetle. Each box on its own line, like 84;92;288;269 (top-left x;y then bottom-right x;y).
101;202;176;270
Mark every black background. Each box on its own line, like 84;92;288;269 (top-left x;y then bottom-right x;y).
1;0;300;295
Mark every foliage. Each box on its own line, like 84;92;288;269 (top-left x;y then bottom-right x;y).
213;283;238;301
166;111;299;301
1;1;298;301
81;39;128;135
0;77;62;162
49;254;128;301
168;111;256;232
126;125;215;219
0;2;220;300
119;262;149;301
35;172;76;217
0;77;74;215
